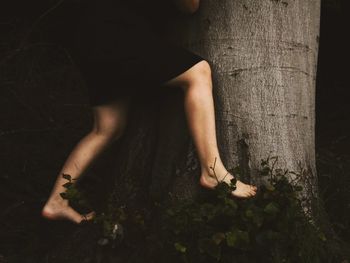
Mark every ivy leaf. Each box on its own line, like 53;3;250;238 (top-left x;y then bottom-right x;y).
78;199;88;206
166;209;175;216
238;230;250;245
224;198;238;210
198;238;221;260
263;202;280;215
97;238;109;246
212;232;225;245
260;166;270;176
265;183;275;192
252;213;264;228
245;209;254;218
62;182;73;188
226;230;238;247
318;232;327;241
293;185;303;192
230;176;237;186
226;228;250;249
62;173;72;181
59;192;68;199
260;158;268;166
174;242;187;253
266;230;282;241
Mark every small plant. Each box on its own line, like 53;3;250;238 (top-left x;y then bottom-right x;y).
157;156;329;263
59;174;146;249
208;157;237;194
57;156;333;262
59;173;92;211
93;192;131;247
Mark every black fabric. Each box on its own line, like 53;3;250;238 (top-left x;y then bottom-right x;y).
51;0;205;106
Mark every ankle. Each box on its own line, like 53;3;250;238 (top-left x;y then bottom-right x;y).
47;192;68;206
201;161;229;178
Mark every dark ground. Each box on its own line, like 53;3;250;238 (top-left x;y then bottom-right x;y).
0;0;349;262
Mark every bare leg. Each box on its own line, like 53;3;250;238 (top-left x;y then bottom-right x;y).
42;97;131;223
163;60;257;198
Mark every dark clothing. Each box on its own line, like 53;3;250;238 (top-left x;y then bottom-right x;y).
51;0;204;106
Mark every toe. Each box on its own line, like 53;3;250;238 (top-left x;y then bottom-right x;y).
249;189;256;196
83;211;96;221
251;187;257;193
41;208;55;220
250;185;256;190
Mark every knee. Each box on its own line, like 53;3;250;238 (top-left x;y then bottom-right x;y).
190;60;212;83
91;120;127;142
196;60;212;76
182;60;212;91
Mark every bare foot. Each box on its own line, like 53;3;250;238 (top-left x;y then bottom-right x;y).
42;197;95;224
200;168;257;199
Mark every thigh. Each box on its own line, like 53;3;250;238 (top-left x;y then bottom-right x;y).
162;60;209;88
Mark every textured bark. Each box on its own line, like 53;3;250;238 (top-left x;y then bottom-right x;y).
162;0;321;217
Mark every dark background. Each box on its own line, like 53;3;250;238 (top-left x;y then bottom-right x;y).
0;0;349;261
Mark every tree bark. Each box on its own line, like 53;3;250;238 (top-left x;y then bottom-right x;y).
110;0;322;219
160;0;321;217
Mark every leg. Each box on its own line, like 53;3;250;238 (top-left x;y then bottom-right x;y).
162;60;257;198
42;96;131;223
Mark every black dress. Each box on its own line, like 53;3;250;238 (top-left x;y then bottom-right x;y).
57;0;205;106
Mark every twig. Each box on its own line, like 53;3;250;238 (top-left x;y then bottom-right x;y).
209;157;220;184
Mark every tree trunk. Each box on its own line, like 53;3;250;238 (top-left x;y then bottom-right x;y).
110;0;322;228
159;0;321;217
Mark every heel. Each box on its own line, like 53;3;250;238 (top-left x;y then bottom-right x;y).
199;174;215;190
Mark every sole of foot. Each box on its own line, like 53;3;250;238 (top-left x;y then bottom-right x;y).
199;173;257;199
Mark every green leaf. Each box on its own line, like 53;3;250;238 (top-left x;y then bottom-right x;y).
226;231;238;247
264;202;280;215
245;209;254;218
265;183;275;191
66;187;79;197
174;242;187;253
293;185;303;191
224;198;238;210
62;173;72;181
212;232;226;245
78;199;87;206
266;230;281;240
59;192;68;199
198;238;221;260
252;213;264;228
261;159;268;166
62;182;73;188
230;177;237;186
318;232;327;241
238;230;250;245
260;167;270;176
166;209;175;216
